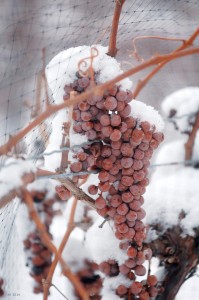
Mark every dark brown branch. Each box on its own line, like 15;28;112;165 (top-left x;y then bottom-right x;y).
0;45;199;156
185;112;199;161
107;0;126;57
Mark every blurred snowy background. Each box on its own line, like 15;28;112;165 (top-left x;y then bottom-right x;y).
0;0;199;299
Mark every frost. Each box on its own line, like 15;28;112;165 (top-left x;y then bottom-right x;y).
130;100;164;132
46;45;132;104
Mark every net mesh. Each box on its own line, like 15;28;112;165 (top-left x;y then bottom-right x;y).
0;0;199;298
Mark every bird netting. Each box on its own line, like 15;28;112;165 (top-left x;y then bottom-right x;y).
0;0;199;299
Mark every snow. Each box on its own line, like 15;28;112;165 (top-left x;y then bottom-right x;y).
46;45;132;104
162;87;199;132
28;178;56;199
151;139;187;181
0;159;36;199
85;219;128;265
130;100;164;132
101;275;131;300
145;164;199;236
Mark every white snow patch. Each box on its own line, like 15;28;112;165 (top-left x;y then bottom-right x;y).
130;100;164;132
145;166;199;236
46;45;132;104
85;219;127;265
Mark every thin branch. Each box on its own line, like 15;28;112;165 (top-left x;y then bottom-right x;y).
133;27;199;98
37;169;96;209
185;112;199;160
23;190;90;300
43;197;77;300
107;0;126;57
0;44;199;155
132;35;185;62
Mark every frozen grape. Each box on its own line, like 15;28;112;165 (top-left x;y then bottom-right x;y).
134;265;146;276
95;196;106;209
121;157;133;168
127;247;137;258
131;282;143;295
116;90;128;101
116;285;128;296
104;96;117;110
110;114;121;127
78;101;90;111
70;162;82;172
121;191;134;203
100;115;110;126
88;185;98;195
147;275;158;287
110;129;122;141
117;203;129;215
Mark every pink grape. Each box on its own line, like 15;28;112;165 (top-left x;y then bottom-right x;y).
121;157;133;168
111;114;121;127
104;96;117;110
131;282;143;295
95;197;106;209
110;129;122;141
117;203;129;215
78;101;90;111
126;210;137;222
116;90;128;101
70;162;82;172
121;191;134;203
134;265;146;276
100;115;110;126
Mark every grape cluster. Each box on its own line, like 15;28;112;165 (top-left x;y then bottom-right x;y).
63;72;163;299
0;278;4;297
75;259;102;300
23;190;59;294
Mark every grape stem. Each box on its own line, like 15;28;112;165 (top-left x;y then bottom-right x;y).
107;0;126;57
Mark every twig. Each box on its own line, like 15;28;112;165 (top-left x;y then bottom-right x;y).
107;0;126;57
36;169;96;209
132;35;185;62
51;283;69;299
23;190;89;300
133;27;199;98
0;43;199;155
43;197;77;300
184;112;199;160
